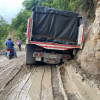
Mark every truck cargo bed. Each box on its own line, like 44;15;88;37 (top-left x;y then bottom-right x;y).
31;6;82;45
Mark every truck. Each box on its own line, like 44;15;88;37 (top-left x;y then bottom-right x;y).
26;6;85;65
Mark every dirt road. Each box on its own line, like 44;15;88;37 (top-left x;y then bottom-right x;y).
0;51;100;100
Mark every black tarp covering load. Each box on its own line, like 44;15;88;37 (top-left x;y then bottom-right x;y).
31;6;82;45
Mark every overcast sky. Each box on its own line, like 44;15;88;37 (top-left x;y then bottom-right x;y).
0;0;24;24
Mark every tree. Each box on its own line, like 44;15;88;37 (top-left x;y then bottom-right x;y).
22;0;40;10
0;16;8;49
80;0;95;18
10;9;31;43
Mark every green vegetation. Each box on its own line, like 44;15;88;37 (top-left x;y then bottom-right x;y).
22;0;95;14
22;0;80;11
10;9;31;43
0;16;9;49
80;0;95;18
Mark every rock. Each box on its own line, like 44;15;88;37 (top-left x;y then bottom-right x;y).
76;2;100;79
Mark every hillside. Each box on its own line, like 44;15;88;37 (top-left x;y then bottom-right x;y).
76;1;100;83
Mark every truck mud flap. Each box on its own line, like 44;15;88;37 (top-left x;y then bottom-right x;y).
26;44;36;65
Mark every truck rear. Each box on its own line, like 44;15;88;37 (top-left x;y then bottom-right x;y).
26;6;85;65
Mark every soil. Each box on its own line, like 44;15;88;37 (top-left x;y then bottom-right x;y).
0;50;100;100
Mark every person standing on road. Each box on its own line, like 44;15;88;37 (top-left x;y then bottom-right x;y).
5;37;17;57
17;38;22;51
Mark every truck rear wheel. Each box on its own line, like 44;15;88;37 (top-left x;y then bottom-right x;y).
26;44;36;65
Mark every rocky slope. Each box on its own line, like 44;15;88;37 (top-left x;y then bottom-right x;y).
76;1;100;81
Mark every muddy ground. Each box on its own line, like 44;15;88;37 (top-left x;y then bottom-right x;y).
0;50;100;100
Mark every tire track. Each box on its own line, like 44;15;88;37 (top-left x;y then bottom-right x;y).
59;65;80;100
56;66;68;100
0;52;25;84
0;65;28;100
40;68;45;100
4;66;36;100
0;63;80;100
0;52;25;71
14;67;36;100
51;66;65;100
4;72;31;100
40;66;53;100
0;57;25;93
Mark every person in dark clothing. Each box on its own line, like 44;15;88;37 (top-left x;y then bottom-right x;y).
5;37;17;57
17;38;22;51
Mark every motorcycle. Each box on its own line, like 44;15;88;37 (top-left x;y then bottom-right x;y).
6;48;14;59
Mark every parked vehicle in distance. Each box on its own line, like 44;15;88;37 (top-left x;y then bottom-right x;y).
26;6;85;65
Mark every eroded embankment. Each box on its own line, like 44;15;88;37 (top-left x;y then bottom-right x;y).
76;1;100;84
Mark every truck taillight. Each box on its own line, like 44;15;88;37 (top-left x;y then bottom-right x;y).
62;55;70;59
34;53;43;57
62;55;65;59
66;56;70;59
40;53;43;57
35;53;38;56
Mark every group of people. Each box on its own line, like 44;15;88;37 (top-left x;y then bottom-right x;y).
5;37;22;57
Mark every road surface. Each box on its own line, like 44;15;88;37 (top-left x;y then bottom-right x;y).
0;51;100;100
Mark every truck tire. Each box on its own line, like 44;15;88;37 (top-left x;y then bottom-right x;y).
26;44;36;65
69;49;77;59
73;49;77;56
69;49;74;59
